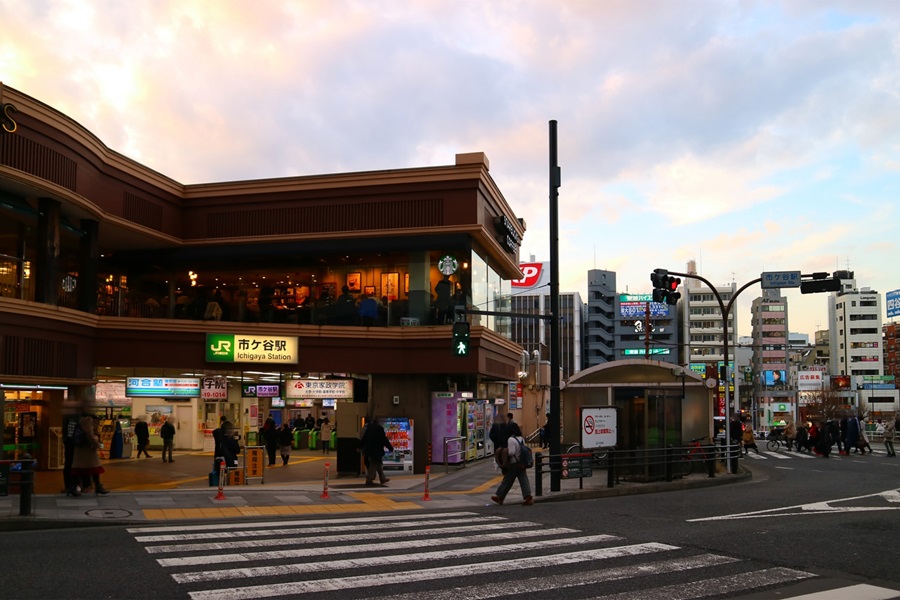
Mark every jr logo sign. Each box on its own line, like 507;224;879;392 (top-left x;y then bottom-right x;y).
206;334;235;361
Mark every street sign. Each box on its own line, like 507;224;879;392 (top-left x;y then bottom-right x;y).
561;455;593;479
761;271;801;289
580;407;617;449
887;289;900;319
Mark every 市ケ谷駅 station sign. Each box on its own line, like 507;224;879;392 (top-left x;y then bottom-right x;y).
206;333;298;364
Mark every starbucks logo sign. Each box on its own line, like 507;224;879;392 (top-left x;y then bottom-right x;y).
438;255;458;275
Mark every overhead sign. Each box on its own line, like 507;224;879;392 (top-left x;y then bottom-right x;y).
622;348;670;355
1;102;18;134
284;379;353;399
761;271;801;289
200;377;228;400
512;262;547;289
95;382;130;406
206;334;298;364
580;407;618;449
126;377;200;397
887;289;900;319
620;301;669;318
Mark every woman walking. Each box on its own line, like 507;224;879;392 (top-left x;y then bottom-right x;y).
70;415;109;496
278;422;293;466
883;419;896;457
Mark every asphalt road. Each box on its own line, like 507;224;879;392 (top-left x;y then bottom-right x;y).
2;449;897;600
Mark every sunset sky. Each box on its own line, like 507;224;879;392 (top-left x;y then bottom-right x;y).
2;1;898;337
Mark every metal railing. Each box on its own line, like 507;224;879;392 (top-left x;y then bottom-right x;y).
533;443;743;497
443;436;467;473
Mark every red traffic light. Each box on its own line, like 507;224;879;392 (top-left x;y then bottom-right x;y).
668;277;680;291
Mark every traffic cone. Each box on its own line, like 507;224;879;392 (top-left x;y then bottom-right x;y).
320;462;330;499
422;465;431;501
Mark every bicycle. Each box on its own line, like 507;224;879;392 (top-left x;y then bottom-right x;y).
679;436;711;476
766;429;787;452
564;443;609;462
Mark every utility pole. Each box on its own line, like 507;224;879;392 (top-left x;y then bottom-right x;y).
548;120;562;492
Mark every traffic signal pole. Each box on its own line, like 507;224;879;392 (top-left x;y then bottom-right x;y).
548;120;562;492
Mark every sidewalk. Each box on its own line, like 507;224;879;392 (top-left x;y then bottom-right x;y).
1;450;750;528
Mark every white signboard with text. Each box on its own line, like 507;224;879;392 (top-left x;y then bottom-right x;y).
284;379;353;399
580;407;618;449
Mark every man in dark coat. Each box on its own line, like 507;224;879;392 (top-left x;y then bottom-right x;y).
360;417;393;486
134;418;152;458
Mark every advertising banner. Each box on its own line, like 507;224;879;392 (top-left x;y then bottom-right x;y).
206;333;298;364
284;379;353;399
200;377;228;400
619;301;669;318
126;377;200;397
887;289;900;319
797;371;823;388
95;382;130;406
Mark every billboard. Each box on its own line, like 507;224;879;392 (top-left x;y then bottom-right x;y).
797;371;823;388
619;301;669;318
512;262;548;289
887;289;900;319
764;370;786;386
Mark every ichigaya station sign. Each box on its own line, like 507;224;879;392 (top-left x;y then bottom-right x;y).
206;334;298;364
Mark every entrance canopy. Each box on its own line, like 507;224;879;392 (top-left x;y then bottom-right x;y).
562;359;712;449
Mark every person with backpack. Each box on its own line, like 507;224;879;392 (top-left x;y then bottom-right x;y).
360;417;393;486
491;422;533;506
160;417;176;463
70;415;109;496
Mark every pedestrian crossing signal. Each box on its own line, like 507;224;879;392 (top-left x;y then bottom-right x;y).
452;321;470;356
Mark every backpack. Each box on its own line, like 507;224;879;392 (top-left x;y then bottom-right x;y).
515;437;534;469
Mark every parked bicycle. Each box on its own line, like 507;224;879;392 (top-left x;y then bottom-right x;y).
564;444;609;462
679;436;711;476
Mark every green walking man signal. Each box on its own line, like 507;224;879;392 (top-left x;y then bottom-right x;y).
452;321;470;356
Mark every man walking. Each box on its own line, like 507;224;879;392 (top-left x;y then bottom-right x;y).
134;417;152;458
360;417;393;486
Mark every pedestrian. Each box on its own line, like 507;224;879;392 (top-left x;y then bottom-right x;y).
860;423;874;454
540;416;551;449
783;420;796;451
212;415;228;471
742;422;759;455
883;419;896;457
218;421;241;471
839;416;849;454
729;417;743;457
134;417;152;458
795;423;809;453
488;412;510;467
260;417;278;466
62;413;80;495
491;422;533;506
815;422;833;457
277;423;293;466
319;418;333;454
360;417;393;486
305;413;316;430
159;417;176;463
71;415;109;496
845;415;861;455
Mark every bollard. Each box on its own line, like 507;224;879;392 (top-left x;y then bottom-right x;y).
705;444;716;478
422;465;431;501
534;452;543;497
728;443;739;474
320;462;330;499
213;458;227;500
665;446;673;482
19;458;34;516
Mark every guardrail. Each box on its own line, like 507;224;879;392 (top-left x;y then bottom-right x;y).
443;436;467;473
533;443;743;497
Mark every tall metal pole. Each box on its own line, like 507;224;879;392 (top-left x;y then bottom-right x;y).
549;120;562;492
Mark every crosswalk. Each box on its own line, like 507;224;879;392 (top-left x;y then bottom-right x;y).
125;510;899;599
743;448;888;460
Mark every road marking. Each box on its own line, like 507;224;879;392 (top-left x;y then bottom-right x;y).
774;466;795;470
688;488;900;522
763;451;791;460
135;516;502;542
144;521;530;554
128;510;481;534
381;554;739;600
157;527;581;567
173;533;626;583
186;543;680;600
784;583;900;599
587;567;813;599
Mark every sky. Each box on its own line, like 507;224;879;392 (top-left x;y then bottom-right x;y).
2;0;898;338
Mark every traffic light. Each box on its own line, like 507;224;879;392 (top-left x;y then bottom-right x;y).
452;321;470;356
650;269;681;305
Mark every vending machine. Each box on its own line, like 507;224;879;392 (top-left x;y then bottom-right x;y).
430;391;473;464
381;417;413;471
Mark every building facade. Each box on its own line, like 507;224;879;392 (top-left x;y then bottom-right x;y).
584;269;616;367
0;84;526;473
749;289;793;429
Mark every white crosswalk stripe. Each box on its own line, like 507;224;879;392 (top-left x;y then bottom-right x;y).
742;449;883;460
125;510;898;600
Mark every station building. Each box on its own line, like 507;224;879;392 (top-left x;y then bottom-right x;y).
0;84;526;474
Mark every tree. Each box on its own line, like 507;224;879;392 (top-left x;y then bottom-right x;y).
802;385;857;422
